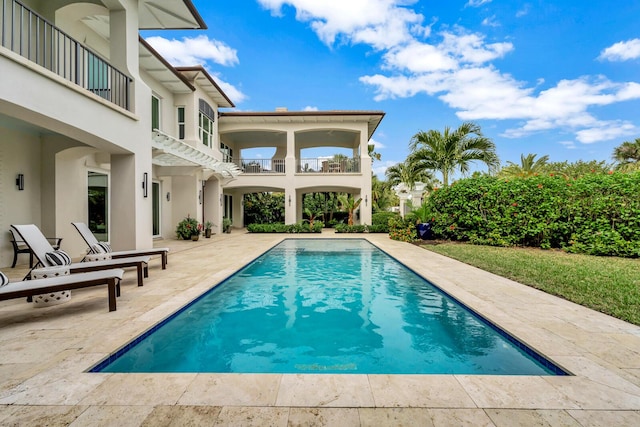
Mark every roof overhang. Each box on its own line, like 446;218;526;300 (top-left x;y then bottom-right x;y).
176;66;235;108
139;0;206;30
219;110;385;140
139;37;195;93
152;130;241;178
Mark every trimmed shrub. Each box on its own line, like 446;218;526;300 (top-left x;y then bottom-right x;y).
389;216;417;242
422;172;640;257
335;224;366;233
247;222;323;233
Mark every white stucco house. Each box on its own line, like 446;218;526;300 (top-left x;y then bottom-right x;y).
0;0;384;268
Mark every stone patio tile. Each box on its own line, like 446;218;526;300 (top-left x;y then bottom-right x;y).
566;409;640;427
179;374;280;406
79;373;196;406
213;406;288;426
140;405;222;426
552;356;640;396
69;405;154;427
368;375;476;408
0;404;87;427
359;408;434;426
428;409;495;427
276;374;374;407
0;375;105;405
484;409;581;426
288;407;359;426
544;376;640;410
456;376;580;409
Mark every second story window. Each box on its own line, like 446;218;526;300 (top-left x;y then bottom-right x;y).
199;99;215;148
177;107;185;139
220;142;233;162
151;95;160;131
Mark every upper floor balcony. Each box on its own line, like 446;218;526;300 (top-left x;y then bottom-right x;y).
236;157;362;174
1;0;131;110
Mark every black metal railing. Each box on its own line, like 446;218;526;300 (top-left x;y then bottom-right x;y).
297;158;361;173
236;158;286;173
1;0;131;110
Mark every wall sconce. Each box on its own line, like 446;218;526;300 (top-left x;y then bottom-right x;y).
166;192;170;202
16;173;24;191
288;195;291;206
199;190;202;205
142;173;148;198
365;195;368;206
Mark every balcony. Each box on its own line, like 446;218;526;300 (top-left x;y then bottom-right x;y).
235;158;361;174
1;0;131;110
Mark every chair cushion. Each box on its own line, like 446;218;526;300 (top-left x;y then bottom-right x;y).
0;271;9;287
45;250;72;266
91;242;112;254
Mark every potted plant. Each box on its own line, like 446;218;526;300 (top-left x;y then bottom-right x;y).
176;215;200;240
204;221;213;238
411;202;433;240
191;223;203;241
222;217;232;233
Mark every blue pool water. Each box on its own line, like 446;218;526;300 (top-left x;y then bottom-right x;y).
93;239;568;375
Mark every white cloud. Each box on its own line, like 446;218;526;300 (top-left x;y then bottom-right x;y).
257;0;428;49
369;137;385;150
303;105;319;111
558;140;577;150
466;0;492;7
482;16;499;27
145;35;246;104
145;35;239;66
599;39;640;62
373;160;398;177
516;4;530;18
259;1;640;145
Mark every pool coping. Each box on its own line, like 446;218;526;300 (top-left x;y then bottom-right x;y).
1;231;639;425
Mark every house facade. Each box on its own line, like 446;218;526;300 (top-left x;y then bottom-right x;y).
0;0;384;268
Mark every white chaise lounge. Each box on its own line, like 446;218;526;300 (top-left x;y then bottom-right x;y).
71;222;169;269
11;224;150;287
0;269;124;312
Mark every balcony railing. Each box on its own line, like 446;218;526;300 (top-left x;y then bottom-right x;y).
237;159;285;174
298;158;361;174
235;158;362;174
1;0;131;110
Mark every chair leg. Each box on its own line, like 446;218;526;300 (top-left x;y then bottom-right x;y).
11;250;18;268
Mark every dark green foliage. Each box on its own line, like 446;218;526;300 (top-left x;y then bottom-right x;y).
243;193;285;225
176;215;200;240
423;172;640;257
334;224;367;233
389;216;418;242
247;222;324;233
372;211;399;227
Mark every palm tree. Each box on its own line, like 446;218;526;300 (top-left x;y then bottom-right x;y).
499;153;549;178
385;161;434;191
409;122;500;187
613;138;640;169
338;194;362;226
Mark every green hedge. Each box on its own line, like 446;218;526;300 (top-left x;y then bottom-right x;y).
422;172;640;257
247;222;324;233
389;216;418;242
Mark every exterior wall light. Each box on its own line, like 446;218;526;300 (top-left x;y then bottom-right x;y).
142;172;148;198
16;173;24;190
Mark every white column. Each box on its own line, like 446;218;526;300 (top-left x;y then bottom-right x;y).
285;130;297;224
359;128;372;225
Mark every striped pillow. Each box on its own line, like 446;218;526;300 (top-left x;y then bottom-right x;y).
45;250;72;266
0;271;9;287
91;242;112;254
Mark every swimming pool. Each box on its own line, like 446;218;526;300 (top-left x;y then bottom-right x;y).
92;239;568;375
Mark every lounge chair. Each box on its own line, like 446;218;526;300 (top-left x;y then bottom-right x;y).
0;269;124;312
71;222;168;269
11;224;150;287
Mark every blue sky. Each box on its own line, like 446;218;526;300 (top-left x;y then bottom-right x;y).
142;0;640;179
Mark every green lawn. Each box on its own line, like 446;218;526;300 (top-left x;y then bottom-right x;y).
420;242;640;326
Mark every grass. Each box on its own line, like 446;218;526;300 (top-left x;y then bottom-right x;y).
419;242;640;326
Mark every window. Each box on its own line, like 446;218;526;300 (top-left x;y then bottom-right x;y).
224;195;233;221
199;99;215;148
152;182;160;236
88;171;109;242
177;106;185;139
151;95;161;131
220;142;233;162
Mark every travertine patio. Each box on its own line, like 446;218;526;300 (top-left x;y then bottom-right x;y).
0;231;639;426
